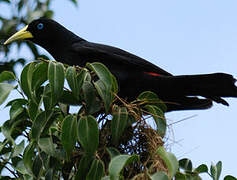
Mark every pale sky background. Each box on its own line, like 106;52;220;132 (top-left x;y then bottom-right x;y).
1;0;237;178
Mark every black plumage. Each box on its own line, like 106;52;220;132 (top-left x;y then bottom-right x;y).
4;18;237;111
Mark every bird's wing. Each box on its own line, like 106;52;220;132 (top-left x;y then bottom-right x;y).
71;41;172;76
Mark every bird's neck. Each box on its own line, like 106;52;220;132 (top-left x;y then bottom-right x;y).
34;29;84;62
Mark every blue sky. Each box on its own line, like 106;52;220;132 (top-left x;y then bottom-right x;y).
1;0;237;178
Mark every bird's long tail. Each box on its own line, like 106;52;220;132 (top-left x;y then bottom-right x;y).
150;73;237;110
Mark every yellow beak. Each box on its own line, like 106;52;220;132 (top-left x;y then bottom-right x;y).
4;25;33;45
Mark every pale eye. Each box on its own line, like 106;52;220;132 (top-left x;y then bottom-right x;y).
37;23;44;30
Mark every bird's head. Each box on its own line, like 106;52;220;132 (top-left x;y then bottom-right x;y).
4;18;79;49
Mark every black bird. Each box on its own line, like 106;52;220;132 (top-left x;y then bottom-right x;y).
4;18;237;111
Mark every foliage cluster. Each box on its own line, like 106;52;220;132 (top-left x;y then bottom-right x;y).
0;60;235;180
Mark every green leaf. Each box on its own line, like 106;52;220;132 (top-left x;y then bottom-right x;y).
69;0;78;6
31;111;54;140
82;81;101;114
23;142;35;175
150;171;169;180
107;147;120;159
59;90;81;105
145;105;166;137
48;61;65;102
109;154;139;180
156;147;178;179
12;140;25;157
224;175;237;180
66;66;86;100
42;84;52;110
111;74;118;94
175;172;187;180
5;98;28;107
14;160;28;175
77;115;99;154
111;106;128;145
0;71;15;82
0;83;14;105
32;62;48;90
194;164;208;173
1;120;14;143
38;137;63;159
94;80;113;113
137;91;167;112
32;155;43;178
45;168;54;180
211;161;222;180
20;62;36;99
75;154;93;179
179;158;193;172
87;62;115;112
87;62;112;89
10;101;24;121
86;159;105;180
61;115;77;157
28;100;39;121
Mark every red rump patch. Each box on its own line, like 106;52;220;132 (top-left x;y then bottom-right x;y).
144;72;161;77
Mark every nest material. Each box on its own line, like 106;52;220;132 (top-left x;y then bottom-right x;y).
98;113;168;179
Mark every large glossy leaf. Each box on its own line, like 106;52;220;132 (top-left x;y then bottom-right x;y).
32;62;48;90
77;115;99;154
94;80;113;113
86;159;105;180
111;106;128;145
31;111;54;140
87;62;115;112
87;62;112;89
82;81;101;114
75;154;93;179
108;154;139;180
59;90;82;105
42;84;52;110
32;155;44;178
20;62;36;99
0;83;14;105
61;115;77;157
48;61;65;102
28;100;39;121
23;142;35;175
66;66;86;100
156;147;178;179
10;101;24;121
145;105;166;137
